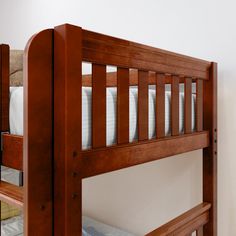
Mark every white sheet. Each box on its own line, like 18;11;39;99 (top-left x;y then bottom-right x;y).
9;86;196;150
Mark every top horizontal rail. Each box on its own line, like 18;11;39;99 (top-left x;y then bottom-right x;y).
82;29;211;79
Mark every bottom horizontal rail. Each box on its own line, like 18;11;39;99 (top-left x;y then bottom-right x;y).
146;202;211;236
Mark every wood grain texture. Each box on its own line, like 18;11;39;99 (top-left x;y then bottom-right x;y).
156;73;165;138
197;227;204;236
197;79;203;131
2;134;23;170
146;203;211;236
171;76;179;136
0;181;23;209
82;131;209;178
82;30;210;79
0;45;9;131
24;29;53;236
92;64;106;148
138;70;149;141
185;78;192;133
82;70;188;87
117;67;129;144
203;62;217;236
54;24;82;236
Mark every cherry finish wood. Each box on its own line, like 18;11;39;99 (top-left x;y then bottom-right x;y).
184;78;192;134
156;73;165;138
117;67;129;144
81;131;209;178
156;74;165;138
197;227;204;236
0;45;10;132
82;30;211;79
203;62;217;236
0;181;23;209
138;70;149;141
146;202;211;236
0;24;216;236
24;29;53;236
196;79;203;132
82;69;188;87
54;24;83;236
2;134;23;170
92;64;106;148
171;75;179;136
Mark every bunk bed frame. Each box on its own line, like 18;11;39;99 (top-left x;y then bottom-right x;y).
0;23;217;236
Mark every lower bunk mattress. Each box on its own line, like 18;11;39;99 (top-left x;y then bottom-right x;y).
1;215;134;236
10;86;196;150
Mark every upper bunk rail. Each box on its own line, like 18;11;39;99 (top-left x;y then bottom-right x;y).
82;29;211;80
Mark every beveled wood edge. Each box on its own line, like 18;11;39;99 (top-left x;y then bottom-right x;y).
81;131;209;178
146;202;211;236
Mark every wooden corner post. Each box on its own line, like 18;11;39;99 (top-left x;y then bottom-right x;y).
54;24;82;235
24;30;54;235
203;62;217;236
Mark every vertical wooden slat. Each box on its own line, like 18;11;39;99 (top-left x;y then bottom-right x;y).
203;62;217;236
156;73;165;138
185;78;192;133
171;75;179;135
117;67;129;144
92;64;106;148
24;30;53;235
138;70;148;141
0;45;9;236
54;24;82;235
197;227;204;236
196;79;203;131
0;45;9;131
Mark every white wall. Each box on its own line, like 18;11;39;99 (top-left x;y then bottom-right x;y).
0;0;234;235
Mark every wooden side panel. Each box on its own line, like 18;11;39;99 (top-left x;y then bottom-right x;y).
24;29;53;235
138;70;148;141
117;67;129;144
92;64;106;148
171;76;179;136
0;45;9;131
2;134;23;170
197;79;203;131
156;73;165;138
203;63;217;236
54;24;82;236
185;78;192;133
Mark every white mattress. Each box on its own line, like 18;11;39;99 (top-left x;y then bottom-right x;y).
10;86;196;150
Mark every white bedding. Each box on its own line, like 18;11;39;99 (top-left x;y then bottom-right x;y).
10;86;196;150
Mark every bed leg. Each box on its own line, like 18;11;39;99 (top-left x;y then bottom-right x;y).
203;62;217;236
24;30;54;235
54;24;83;235
0;44;10;236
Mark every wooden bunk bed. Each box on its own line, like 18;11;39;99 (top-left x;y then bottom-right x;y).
0;23;217;235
